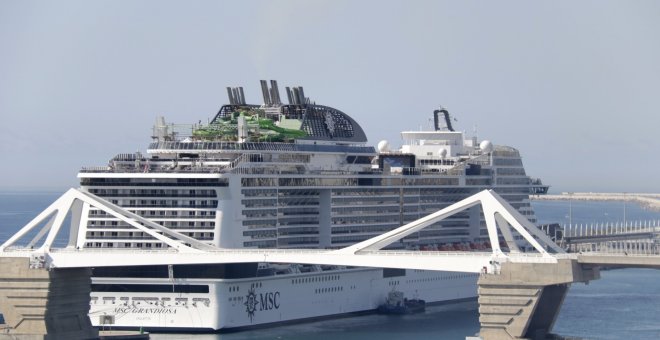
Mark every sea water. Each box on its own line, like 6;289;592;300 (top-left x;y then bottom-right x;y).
1;192;659;339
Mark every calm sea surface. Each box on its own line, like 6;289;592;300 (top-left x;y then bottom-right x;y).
1;192;659;339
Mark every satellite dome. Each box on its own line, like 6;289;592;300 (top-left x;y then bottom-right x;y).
377;140;390;153
438;148;447;159
479;140;493;153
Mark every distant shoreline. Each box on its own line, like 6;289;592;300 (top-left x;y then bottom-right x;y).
531;193;660;212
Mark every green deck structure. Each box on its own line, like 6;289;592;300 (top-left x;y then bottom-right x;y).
193;110;307;142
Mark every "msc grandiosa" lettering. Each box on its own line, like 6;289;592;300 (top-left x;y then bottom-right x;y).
113;308;177;314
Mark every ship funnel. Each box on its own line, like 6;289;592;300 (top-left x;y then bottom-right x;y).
297;86;306;105
291;87;300;105
226;87;235;105
260;80;284;106
285;87;294;105
287;86;308;106
232;88;239;104
238;87;246;105
270;80;281;105
226;86;246;105
433;107;454;131
260;80;271;105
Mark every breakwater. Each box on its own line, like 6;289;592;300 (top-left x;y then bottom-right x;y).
532;193;660;212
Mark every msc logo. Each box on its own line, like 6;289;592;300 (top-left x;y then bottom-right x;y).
244;285;281;322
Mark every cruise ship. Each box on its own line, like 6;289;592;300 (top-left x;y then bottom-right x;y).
81;81;547;331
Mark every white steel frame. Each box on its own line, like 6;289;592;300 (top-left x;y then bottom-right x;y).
1;189;564;271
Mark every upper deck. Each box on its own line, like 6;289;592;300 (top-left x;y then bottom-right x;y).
151;80;367;148
77;81;545;196
146;141;375;154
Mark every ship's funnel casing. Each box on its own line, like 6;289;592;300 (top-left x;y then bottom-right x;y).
433;108;454;131
285;87;294;105
226;87;235;105
292;87;301;105
232;88;239;104
226;87;246;105
270;80;281;105
260;80;271;106
285;86;307;106
259;80;284;106
238;87;246;105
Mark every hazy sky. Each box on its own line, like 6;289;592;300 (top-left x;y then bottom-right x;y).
1;1;659;193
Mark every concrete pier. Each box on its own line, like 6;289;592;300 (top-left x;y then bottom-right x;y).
0;257;98;340
477;259;600;340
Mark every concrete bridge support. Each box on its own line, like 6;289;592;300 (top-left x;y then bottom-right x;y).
478;259;599;340
0;257;98;340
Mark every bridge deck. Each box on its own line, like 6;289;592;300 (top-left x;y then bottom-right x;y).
0;248;565;273
12;249;660;272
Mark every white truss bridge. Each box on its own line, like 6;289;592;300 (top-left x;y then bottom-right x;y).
0;188;566;272
3;188;660;340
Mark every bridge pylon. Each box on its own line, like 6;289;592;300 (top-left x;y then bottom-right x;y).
478;259;599;340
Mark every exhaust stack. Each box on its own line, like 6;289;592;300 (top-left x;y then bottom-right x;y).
226;86;246;105
433;107;455;131
260;80;271;106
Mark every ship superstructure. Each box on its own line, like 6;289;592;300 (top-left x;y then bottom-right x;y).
80;81;544;330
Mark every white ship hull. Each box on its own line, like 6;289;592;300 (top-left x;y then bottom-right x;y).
90;268;478;330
